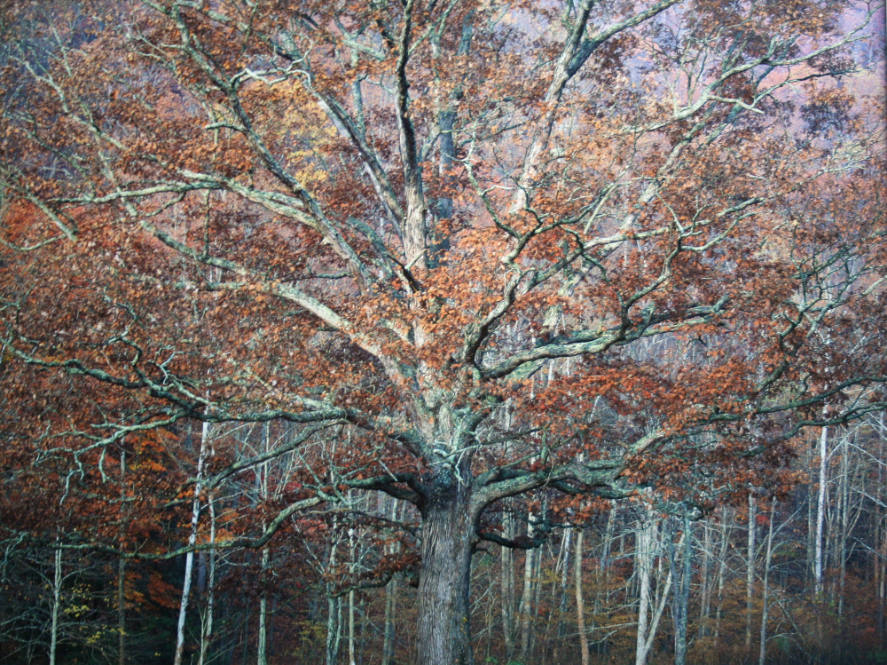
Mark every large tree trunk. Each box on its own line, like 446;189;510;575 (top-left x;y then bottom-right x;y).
415;468;475;665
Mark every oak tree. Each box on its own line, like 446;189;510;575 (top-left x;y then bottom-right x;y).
1;1;884;663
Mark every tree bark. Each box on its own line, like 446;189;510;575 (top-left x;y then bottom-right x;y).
878;415;886;649
258;544;270;665
670;514;692;665
635;508;672;665
713;507;731;655
698;519;712;640
197;496;216;665
500;509;516;660
49;539;62;665
326;531;342;665
575;529;590;665
518;510;537;661
745;494;757;654
326;593;341;665
837;431;849;619
174;419;210;665
347;587;356;665
258;425;271;665
550;528;572;664
118;450;127;665
415;467;475;665
815;426;828;597
635;516;653;665
382;498;399;665
758;500;777;665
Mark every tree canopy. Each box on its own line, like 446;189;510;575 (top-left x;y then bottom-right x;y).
1;1;884;664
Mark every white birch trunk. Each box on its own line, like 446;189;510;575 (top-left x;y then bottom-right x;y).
49;540;62;665
671;514;692;665
838;433;848;618
257;544;270;665
698;519;712;639
575;529;590;665
118;449;127;665
325;535;341;665
635;518;652;665
382;498;398;665
348;517;357;665
197;496;215;665
518;511;537;661
745;494;757;652
174;420;210;665
815;426;828;597
257;424;270;665
635;509;673;665
758;499;777;665
550;528;572;663
713;507;731;650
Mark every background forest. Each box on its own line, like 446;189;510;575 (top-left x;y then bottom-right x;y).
3;416;887;665
0;1;885;664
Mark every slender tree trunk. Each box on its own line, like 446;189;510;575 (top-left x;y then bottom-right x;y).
415;470;475;665
713;507;731;657
382;499;399;665
175;420;210;665
878;416;886;649
518;511;537;661
258;425;271;665
698;519;712;640
118;450;127;665
500;510;516;660
530;509;543;658
635;509;673;665
258;544;270;665
117;554;126;665
758;500;777;665
550;528;572;664
326;535;341;665
813;426;829;664
49;539;62;665
601;505;616;578
326;593;341;665
837;431;850;620
815;426;828;597
670;514;692;665
807;436;817;587
382;577;398;665
745;494;757;654
635;516;653;665
575;529;590;665
347;587;356;665
197;496;216;665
